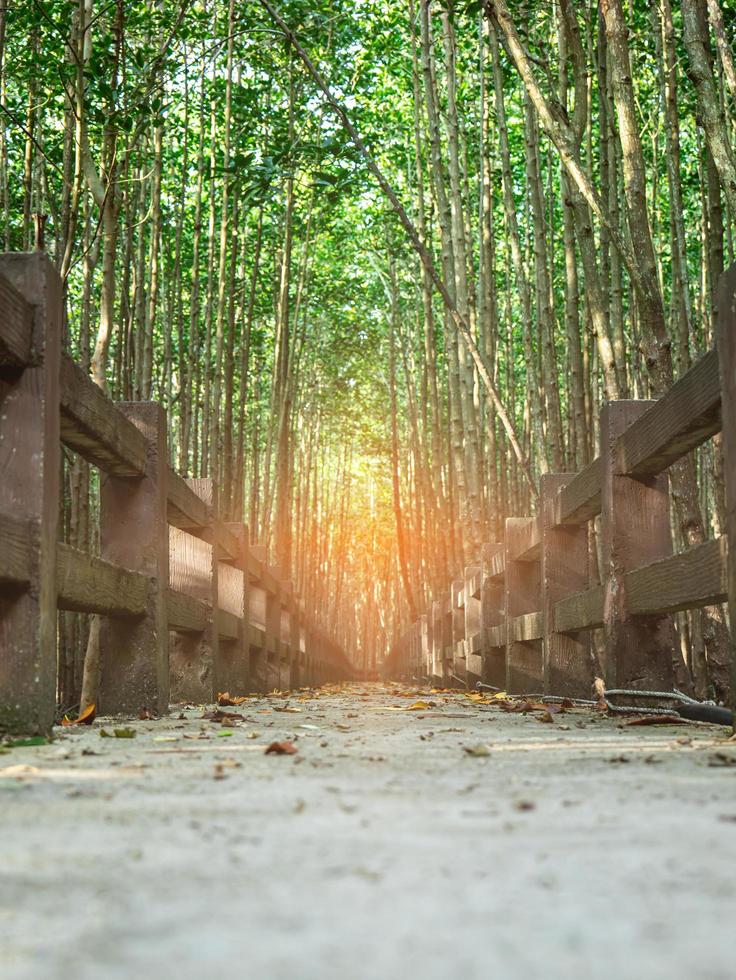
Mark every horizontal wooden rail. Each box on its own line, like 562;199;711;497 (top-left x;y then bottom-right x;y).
554;586;605;634
167;589;209;634
487;550;505;580
487;624;507;648
552;457;602;526
57;544;148;617
510;518;540;562
617;350;721;477
217;608;240;641
59;356;149;476
466;631;481;654
625;537;727;616
0;271;33;365
166;470;210;530
509;611;543;643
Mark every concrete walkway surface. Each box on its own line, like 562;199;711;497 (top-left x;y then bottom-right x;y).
1;683;735;980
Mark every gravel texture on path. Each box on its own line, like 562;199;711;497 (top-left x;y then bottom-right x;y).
2;683;735;980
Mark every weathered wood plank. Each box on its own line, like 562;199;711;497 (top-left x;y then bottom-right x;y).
451;577;466;684
0;512;31;584
169;527;212;598
542;473;593;698
465;566;482;600
464;564;482;683
487;624;507;648
59;355;148;476
716;263;736;723
554;585;605;633
167;469;211;530
626;536;727;615
466;631;481;655
248;623;265;648
215;522;251;694
553;457;602;526
217;608;240;641
249;585;267;630
169;479;217;703
511;516;541;562
480;543;505;688
0;270;33;366
617;349;721;477
218;561;244;618
601;401;674;690
487;549;505;580
509;611;544;643
0;253;61;736
167;588;208;634
57;544;147;616
98;403;169;715
505;518;542;693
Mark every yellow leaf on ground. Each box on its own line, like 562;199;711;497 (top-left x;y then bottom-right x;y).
61;703;96;726
217;692;250;706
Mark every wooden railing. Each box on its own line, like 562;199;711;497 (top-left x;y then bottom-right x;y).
387;266;736;716
0;252;351;736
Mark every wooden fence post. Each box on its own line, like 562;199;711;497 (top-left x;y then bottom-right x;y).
464;563;482;688
279;580;294;691
247;545;267;693
0;253;61;735
481;543;506;688
451;578;466;686
600;401;675;690
219;522;250;696
168;479;217;704
430;599;441;684
505;518;542;693
99;402;169;715
541;473;593;698
265;575;282;691
716;264;736;724
419;613;429;682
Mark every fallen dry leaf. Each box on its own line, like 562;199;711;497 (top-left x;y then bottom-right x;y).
708;752;736;768
265;741;298;755
202;709;243;724
138;707;157;720
536;711;555;724
513;799;535;811
464;743;491;758
217;692;250;706
62;703;96;726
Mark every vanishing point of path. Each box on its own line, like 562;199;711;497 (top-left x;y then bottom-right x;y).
2;683;736;980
